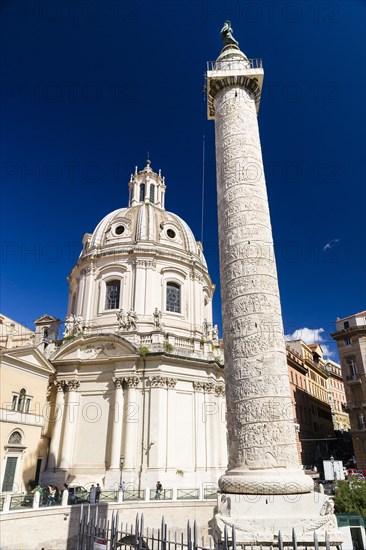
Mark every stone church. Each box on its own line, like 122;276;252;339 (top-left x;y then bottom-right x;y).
42;160;226;490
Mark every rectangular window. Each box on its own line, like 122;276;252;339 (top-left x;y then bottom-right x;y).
11;395;18;411
105;280;121;310
2;457;18;492
166;283;181;313
344;321;349;329
345;337;351;345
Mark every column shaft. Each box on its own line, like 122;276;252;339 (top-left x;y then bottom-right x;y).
110;378;124;469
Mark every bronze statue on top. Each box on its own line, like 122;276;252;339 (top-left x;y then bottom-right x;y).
220;20;239;47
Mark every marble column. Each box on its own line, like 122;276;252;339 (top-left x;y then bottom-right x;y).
215;384;227;468
207;41;311;496
48;380;65;470
193;382;206;470
123;376;140;471
110;377;124;469
59;379;80;469
207;28;342;547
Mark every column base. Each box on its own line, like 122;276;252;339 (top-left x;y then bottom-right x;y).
211;492;344;549
219;468;314;494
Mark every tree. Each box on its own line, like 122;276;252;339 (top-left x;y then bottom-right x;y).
333;480;366;515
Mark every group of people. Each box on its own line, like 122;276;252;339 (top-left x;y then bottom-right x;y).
32;484;63;506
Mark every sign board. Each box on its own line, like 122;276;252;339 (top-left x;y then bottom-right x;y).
93;537;107;550
323;460;345;481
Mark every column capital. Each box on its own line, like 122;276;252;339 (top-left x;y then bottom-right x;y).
215;384;226;397
204;382;216;394
124;375;139;389
166;377;177;389
193;381;205;392
150;375;166;388
65;379;80;392
150;376;176;388
54;380;65;392
113;377;124;389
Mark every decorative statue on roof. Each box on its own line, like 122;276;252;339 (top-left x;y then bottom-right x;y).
220;20;239;47
153;308;162;329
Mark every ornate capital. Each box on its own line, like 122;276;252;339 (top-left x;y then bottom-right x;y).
124;376;139;389
166;377;177;389
150;375;167;388
113;377;124;389
65;379;80;392
204;382;215;394
193;381;205;392
54;380;65;392
215;384;226;397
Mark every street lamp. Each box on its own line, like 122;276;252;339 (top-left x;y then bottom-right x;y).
119;455;125;489
330;455;335;480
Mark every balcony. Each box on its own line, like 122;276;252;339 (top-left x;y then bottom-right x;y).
207;58;263;71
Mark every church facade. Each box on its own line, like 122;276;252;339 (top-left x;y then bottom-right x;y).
45;161;227;490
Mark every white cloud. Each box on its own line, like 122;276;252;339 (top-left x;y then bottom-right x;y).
285;327;334;358
323;238;340;251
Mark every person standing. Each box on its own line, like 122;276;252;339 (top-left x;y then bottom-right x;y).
155;481;163;500
96;483;101;502
89;484;96;504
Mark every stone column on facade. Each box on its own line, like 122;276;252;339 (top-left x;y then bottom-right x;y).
59;379;80;469
148;376;169;470
109;377;124;469
123;376;140;471
193;381;207;470
203;382;217;468
215;384;227;468
207;33;342;546
48;380;65;470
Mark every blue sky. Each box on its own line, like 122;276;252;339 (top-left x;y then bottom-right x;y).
1;0;365;359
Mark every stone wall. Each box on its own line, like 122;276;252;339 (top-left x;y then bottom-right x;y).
0;500;214;550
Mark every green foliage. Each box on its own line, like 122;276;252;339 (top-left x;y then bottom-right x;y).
176;469;184;477
63;334;75;341
333;480;366;515
164;342;174;353
139;346;150;357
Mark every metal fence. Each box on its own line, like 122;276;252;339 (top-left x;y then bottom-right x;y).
77;506;332;550
207;58;263;71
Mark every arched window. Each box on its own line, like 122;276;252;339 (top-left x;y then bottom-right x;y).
8;431;22;445
11;389;31;413
105;280;121;310
166;282;181;313
17;389;26;412
139;184;145;202
149;184;155;203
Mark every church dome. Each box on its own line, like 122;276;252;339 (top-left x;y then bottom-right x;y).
87;205;207;268
67;161;215;341
82;160;207;268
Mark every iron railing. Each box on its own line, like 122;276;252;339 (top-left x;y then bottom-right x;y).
150;489;173;500
207;58;263;71
123;490;144;501
177;488;199;500
203;486;218;500
77;507;333;550
10;495;34;510
99;491;118;502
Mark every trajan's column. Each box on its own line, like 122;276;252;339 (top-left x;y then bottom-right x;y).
207;22;342;547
